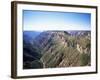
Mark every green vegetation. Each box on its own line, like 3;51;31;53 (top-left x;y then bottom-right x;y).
31;60;43;68
23;60;43;69
80;53;90;66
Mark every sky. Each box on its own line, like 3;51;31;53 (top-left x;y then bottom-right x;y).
23;10;91;31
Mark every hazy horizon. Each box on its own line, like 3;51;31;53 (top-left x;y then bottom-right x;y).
23;30;91;40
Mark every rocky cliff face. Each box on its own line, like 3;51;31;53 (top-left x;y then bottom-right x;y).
23;31;91;69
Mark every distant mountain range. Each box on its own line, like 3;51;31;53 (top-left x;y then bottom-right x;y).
23;30;91;69
67;31;90;36
23;31;41;43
